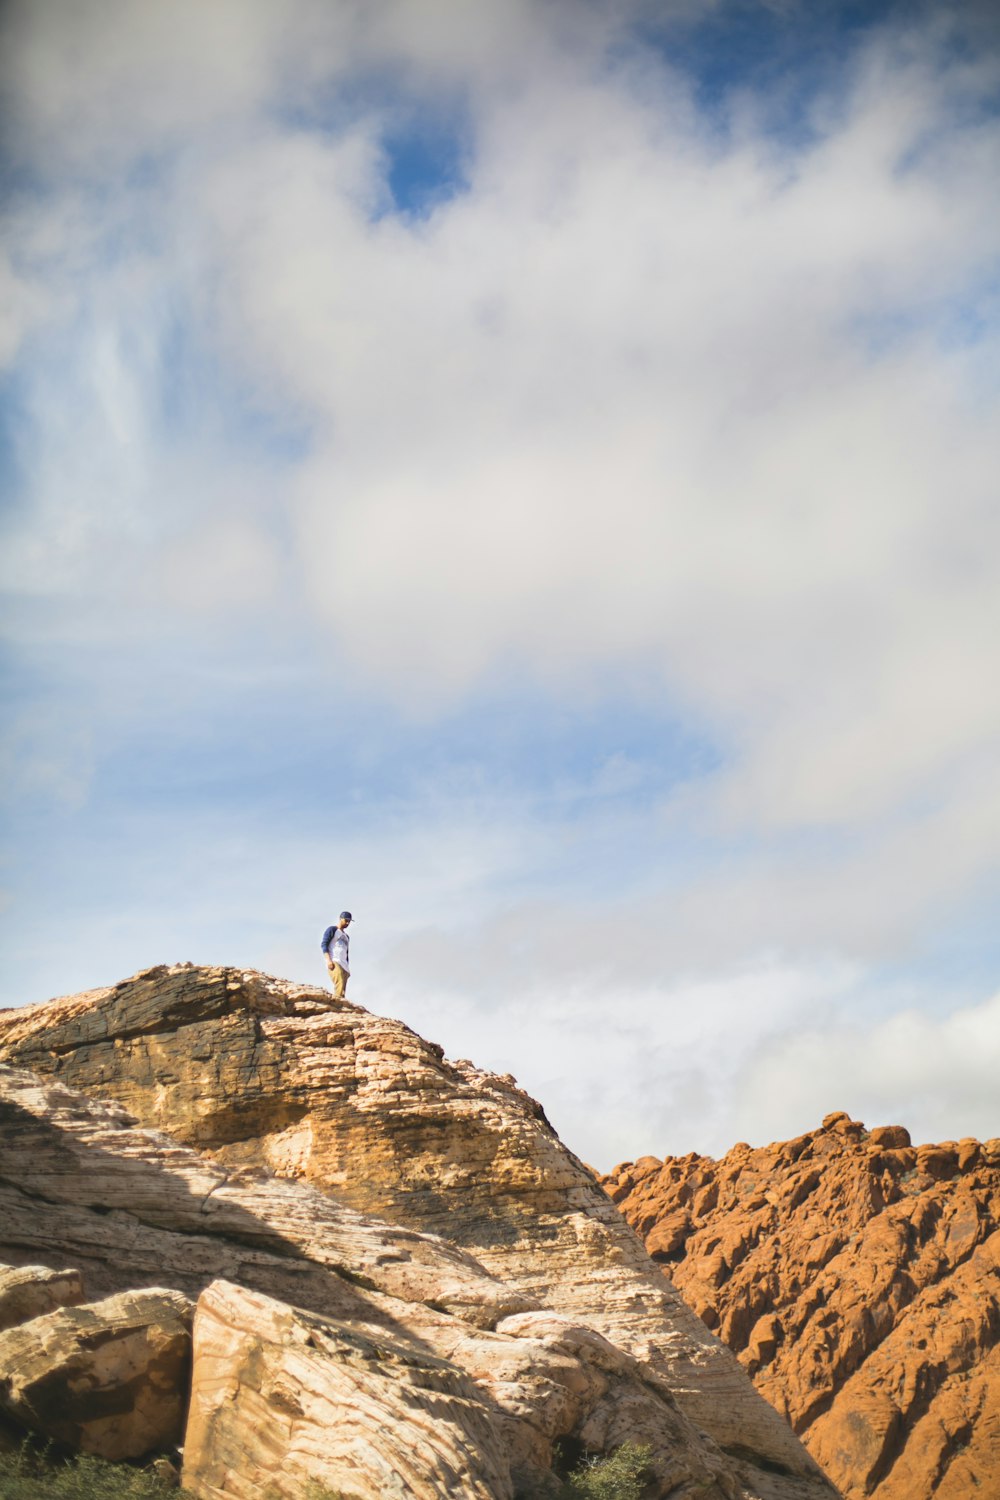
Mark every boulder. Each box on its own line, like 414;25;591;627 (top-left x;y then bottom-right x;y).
915;1144;958;1181
182;1280;738;1500
867;1127;910;1150
0;1263;84;1331
0;1287;192;1459
183;1280;509;1500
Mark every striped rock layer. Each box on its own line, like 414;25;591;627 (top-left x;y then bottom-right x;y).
0;964;840;1500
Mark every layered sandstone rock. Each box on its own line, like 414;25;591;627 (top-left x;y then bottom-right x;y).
601;1111;1000;1500
0;1065;532;1332
184;1280;511;1500
0;1286;192;1459
0;1263;84;1331
0;1063;738;1496
0;966;840;1500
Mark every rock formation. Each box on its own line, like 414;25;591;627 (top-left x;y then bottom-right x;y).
0;964;841;1499
601;1110;1000;1500
0;1287;191;1459
0;1264;84;1332
185;1280;510;1500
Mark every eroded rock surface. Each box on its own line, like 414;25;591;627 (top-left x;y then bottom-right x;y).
0;965;840;1500
184;1280;511;1500
601;1111;1000;1500
0;1263;84;1331
0;1063;739;1497
0;1286;191;1459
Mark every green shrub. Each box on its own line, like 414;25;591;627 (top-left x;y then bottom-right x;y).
561;1443;653;1500
0;1448;192;1500
0;1444;651;1500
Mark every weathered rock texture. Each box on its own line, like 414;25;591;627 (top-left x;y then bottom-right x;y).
601;1110;1000;1500
0;1286;191;1459
0;1263;84;1331
0;1065;731;1497
0;964;840;1500
185;1280;510;1500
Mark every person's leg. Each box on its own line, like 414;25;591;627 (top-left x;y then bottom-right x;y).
332;963;348;1000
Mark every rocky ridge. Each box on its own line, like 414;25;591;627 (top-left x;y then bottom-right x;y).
601;1110;1000;1500
0;964;840;1500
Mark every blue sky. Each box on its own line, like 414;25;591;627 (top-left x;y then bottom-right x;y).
2;0;999;1167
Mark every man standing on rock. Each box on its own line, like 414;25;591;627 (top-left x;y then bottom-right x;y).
321;912;353;999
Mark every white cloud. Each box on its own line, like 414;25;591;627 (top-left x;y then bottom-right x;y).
0;747;994;1165
366;941;995;1167
2;0;999;1168
0;252;51;369
730;988;1000;1151
158;14;1000;857
0;0;336;172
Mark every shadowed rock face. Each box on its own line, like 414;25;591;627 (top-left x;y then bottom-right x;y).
601;1111;1000;1500
0;1287;192;1459
0;965;839;1500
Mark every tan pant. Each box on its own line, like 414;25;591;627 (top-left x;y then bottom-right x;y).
327;961;348;1000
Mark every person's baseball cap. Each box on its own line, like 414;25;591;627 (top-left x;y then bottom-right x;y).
339;911;353;922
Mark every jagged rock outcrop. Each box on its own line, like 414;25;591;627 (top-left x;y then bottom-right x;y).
0;1286;192;1459
601;1111;1000;1500
0;965;841;1500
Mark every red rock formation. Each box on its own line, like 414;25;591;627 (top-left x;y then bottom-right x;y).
601;1111;1000;1500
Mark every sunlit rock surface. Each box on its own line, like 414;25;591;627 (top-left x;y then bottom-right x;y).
602;1111;1000;1500
0;965;841;1499
0;1286;191;1459
0;1262;84;1332
184;1279;513;1500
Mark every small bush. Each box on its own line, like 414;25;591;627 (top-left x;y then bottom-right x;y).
0;1444;651;1500
0;1448;192;1500
561;1443;653;1500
